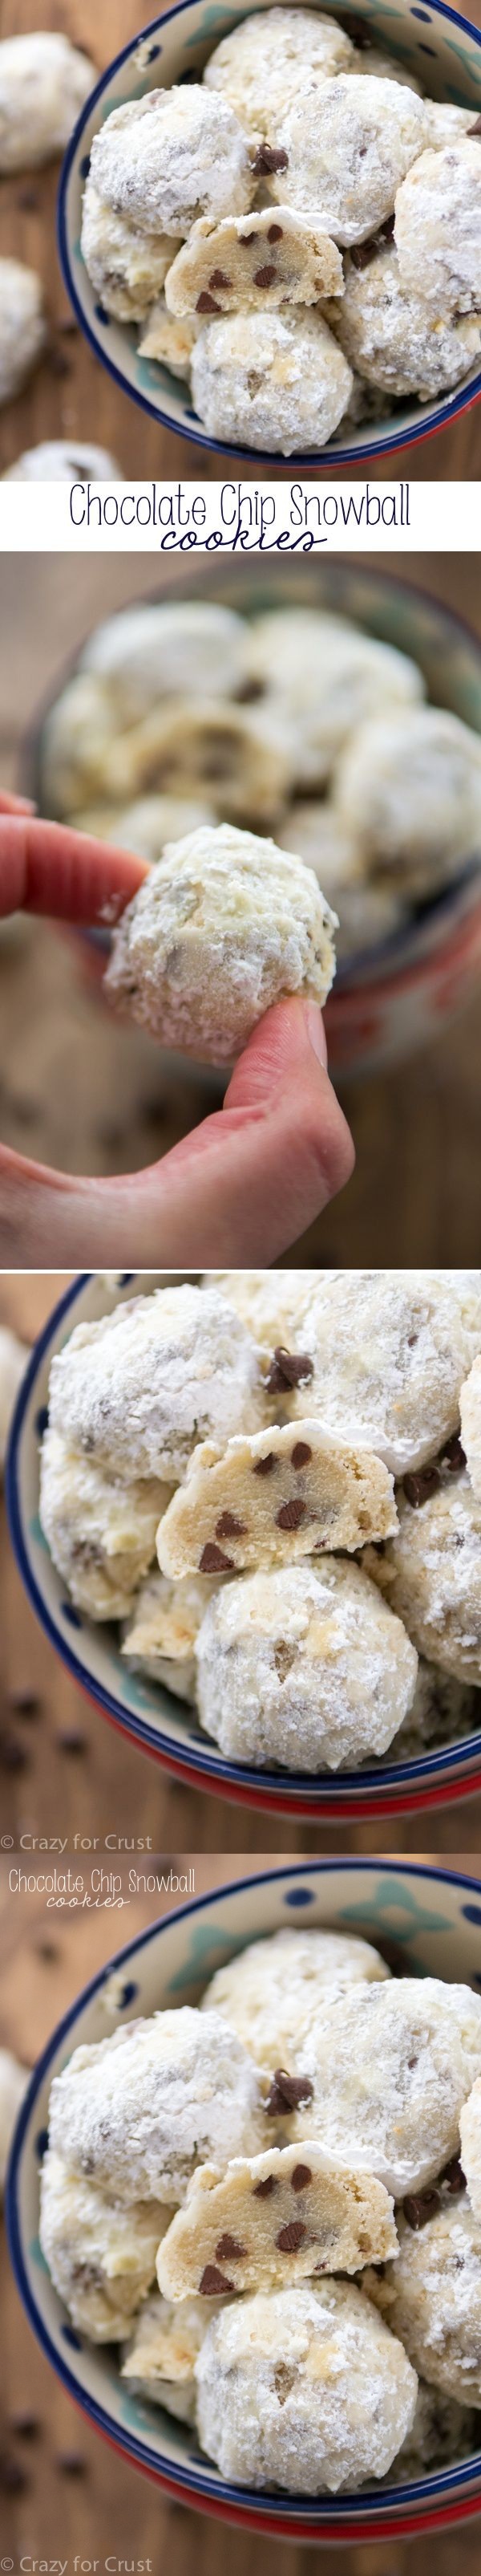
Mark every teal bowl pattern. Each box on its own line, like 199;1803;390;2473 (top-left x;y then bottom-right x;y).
6;1861;481;2538
58;0;481;466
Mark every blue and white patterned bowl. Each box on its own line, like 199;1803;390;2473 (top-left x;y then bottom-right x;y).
58;0;481;468
7;1859;481;2537
6;1270;481;1821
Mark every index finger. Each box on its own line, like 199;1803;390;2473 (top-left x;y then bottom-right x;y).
0;813;149;926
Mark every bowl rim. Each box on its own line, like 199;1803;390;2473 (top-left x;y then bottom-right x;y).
56;0;481;470
6;1855;481;2521
6;1270;481;1809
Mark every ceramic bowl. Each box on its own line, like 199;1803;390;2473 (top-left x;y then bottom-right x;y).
6;1268;481;1822
27;557;481;1079
58;0;481;469
7;1858;481;2537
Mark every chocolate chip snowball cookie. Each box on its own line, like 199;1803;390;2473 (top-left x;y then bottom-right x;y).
38;1427;171;1622
191;307;353;451
0;257;46;404
273;75;428;242
164;208;343;316
41;673;122;818
202;1927;390;2069
327;246;481;401
194;1560;416;1769
246;607;423;787
157;2139;397;2301
99;701;294;826
335;709;481;897
460;2080;481;2220
367;1476;481;1684
49;2011;264;2208
39;2148;163;2339
461;1357;481;1500
366;2200;481;2405
89;88;253;235
138;300;197;376
2;440;120;482
194;2281;418;2490
204;9;354;140
273;1270;481;1473
80;184;179;323
156;1418;396;1580
0;31;95;173
105;823;337;1062
277;1980;481;2196
82;602;249;717
122;1568;222;1701
72;794;216;862
121;2290;218;2421
47;1284;261;1486
391;2379;479;2478
0;2047;27;2190
0;1324;26;1469
394;140;481;313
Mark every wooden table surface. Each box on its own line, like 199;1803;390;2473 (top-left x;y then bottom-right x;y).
0;0;480;478
2;1268;481;1854
2;1859;481;2575
0;553;480;1269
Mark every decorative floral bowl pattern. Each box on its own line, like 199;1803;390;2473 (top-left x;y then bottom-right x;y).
6;1269;481;1820
58;0;481;468
7;1859;481;2537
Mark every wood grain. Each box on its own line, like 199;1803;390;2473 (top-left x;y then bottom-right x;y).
0;0;479;476
2;1862;481;2576
0;554;480;1266
2;1270;481;1853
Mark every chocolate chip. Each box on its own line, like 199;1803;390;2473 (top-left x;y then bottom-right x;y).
291;2163;312;2192
55;2451;87;2476
402;1467;441;1507
441;2155;467;2195
199;2263;234;2294
268;223;283;241
55;1728;87;1754
442;1434;466;1474
291;1442;312;1469
273;1642;297;1683
276;2220;306;2253
0;2454;29;2491
403;2190;441;2229
9;2414;40;2440
236;677;265;703
0;1737;30;1770
266;1344;314;1392
276;1497;306;1531
215;2234;247;2261
215;1512;247;1538
253;1451;277;1475
253;143;289;173
253;2173;279;2197
196;291;221;312
7;1687;41;1717
199;1542;235;1572
266;2067;314;2115
253;263;277;288
350;213;395;270
208;269;231;288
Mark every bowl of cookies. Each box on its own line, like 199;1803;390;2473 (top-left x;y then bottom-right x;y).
8;1858;481;2534
58;0;481;464
30;563;481;1079
6;1266;481;1819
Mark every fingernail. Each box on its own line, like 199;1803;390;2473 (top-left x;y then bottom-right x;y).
304;1002;328;1069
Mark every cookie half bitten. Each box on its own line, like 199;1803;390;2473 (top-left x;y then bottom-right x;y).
156;1416;396;1577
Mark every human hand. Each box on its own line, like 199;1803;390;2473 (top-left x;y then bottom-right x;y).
0;797;354;1267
